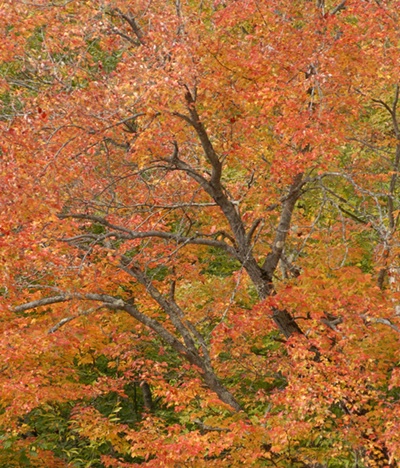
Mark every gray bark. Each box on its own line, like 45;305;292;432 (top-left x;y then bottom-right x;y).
174;94;305;334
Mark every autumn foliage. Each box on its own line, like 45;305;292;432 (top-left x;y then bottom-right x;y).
1;0;400;466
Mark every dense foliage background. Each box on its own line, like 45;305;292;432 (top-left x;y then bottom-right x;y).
1;0;400;466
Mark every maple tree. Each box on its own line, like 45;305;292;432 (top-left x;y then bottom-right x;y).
1;0;400;466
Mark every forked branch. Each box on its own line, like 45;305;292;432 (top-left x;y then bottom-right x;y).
13;291;241;411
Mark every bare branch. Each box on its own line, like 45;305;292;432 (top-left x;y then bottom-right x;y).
48;316;75;333
182;89;222;185
320;314;343;331
361;314;400;333
109;8;145;45
14;295;71;313
58;216;238;256
48;307;100;333
14;291;197;362
173;111;194;126
330;0;346;15
111;27;141;46
102;113;147;133
373;86;400;137
119;260;241;410
338;205;368;225
120;259;200;354
162;142;266;298
246;218;263;243
193;418;230;432
261;173;305;282
14;293;126;313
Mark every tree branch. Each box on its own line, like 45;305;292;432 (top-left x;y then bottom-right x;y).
119;259;201;356
361;314;400;333
14;295;72;313
330;0;346;15
58;213;238;256
14;293;126;313
193;418;230;432
48;307;99;333
109;8;145;45
175;89;222;185
261;173;305;282
246;218;263;243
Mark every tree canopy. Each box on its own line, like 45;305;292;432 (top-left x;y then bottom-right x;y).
1;0;400;466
